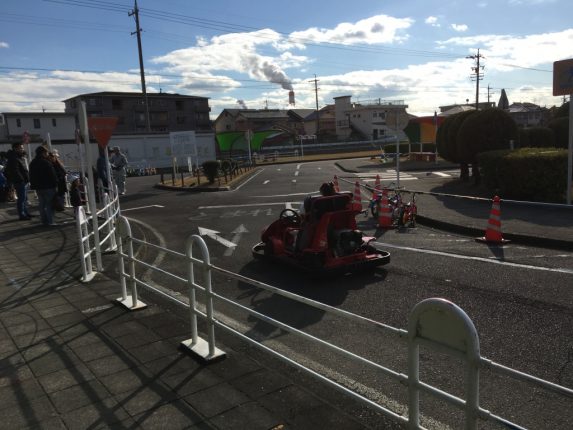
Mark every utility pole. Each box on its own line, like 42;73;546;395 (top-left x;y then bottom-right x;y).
309;75;320;141
129;0;151;133
487;84;495;105
467;49;484;111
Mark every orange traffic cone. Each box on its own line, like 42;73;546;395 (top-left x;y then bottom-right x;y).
374;174;381;198
377;188;394;228
476;196;510;244
352;181;362;211
333;175;340;192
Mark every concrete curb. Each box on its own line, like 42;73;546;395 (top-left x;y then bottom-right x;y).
417;215;573;251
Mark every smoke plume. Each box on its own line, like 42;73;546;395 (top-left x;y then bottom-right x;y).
237;99;248;109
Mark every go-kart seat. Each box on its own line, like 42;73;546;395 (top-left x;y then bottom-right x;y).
296;193;352;251
309;193;351;222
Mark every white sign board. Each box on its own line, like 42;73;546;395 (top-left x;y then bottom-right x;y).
169;130;216;170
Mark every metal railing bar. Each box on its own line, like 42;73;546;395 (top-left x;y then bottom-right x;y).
212;319;410;426
481;358;573;398
212;265;407;338
129;256;188;284
211;291;407;383
130;237;187;258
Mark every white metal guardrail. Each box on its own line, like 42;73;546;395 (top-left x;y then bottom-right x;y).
113;215;573;429
75;184;120;282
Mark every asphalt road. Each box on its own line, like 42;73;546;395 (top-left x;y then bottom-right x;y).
117;159;573;429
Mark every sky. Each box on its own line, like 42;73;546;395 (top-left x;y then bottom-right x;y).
1;0;572;119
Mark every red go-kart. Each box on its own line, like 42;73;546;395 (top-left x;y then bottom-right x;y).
252;192;390;275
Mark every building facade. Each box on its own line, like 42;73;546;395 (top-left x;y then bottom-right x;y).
63;92;212;134
334;96;409;141
0;112;76;144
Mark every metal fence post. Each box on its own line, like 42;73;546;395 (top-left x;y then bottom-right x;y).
407;298;480;430
76;207;95;283
181;234;225;362
115;215;147;311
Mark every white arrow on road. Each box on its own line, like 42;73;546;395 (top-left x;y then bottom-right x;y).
224;224;249;256
198;227;237;249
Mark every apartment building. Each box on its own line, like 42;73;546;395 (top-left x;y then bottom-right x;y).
63;92;212;134
334;95;409;141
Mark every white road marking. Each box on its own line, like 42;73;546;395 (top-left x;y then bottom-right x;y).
122;205;164;212
263;180;270;184
198;227;237;248
296;164;302;169
230;168;264;191
200;202;298;209
292;179;297;183
223;224;249;256
374;242;573;275
295;171;300;176
433;172;451;177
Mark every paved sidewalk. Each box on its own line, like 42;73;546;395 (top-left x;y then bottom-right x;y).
0;205;395;429
336;158;573;250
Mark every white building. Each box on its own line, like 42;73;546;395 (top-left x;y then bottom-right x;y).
0;112;76;143
334;95;409;141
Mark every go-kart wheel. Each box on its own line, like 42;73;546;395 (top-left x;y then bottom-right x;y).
264;240;274;256
279;208;301;225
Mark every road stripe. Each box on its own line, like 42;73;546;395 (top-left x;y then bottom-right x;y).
433;172;451;177
374;242;573;275
122;205;164;211
263;180;270;184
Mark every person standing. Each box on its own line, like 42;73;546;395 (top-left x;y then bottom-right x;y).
5;142;32;220
109;146;128;195
96;147;109;193
49;149;67;211
29;146;58;226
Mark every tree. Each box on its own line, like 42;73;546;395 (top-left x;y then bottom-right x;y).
447;110;478;181
457;108;518;184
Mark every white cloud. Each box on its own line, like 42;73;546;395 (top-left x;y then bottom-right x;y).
288;15;413;45
151;29;306;91
0;42;9;48
425;16;440;27
438;29;573;69
451;24;468;32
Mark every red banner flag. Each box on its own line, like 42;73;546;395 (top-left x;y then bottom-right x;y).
87;117;118;148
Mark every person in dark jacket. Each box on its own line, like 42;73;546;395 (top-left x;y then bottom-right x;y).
49;150;67;210
5;142;32;220
29;145;58;226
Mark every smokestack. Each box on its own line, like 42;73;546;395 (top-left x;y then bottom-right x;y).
289;90;295;106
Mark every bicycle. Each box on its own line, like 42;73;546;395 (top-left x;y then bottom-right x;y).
367;182;403;224
397;192;417;228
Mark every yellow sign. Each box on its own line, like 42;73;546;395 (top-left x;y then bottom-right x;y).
553;58;573;96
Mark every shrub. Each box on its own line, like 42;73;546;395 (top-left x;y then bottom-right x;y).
383;143;410;155
518;127;555;148
202;160;220;183
478;148;568;202
458;108;518;164
547;117;569;149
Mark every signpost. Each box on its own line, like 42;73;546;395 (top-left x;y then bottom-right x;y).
88;117;119;200
553;58;573;205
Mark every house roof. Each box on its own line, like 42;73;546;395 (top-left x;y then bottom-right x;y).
439;105;476;116
62;91;208;102
507;102;545;113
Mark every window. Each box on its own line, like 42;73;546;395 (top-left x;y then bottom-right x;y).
52;118;57;127
33;119;41;129
112;99;123;110
16;119;22;127
176;116;186;124
175;100;184;111
88;98;96;106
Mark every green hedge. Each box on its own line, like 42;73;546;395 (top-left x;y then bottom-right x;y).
518;127;555;148
478;148;569;202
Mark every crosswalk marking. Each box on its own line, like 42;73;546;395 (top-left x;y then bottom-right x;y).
433;172;451;177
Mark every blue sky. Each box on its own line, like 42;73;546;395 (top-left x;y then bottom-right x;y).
1;0;572;118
